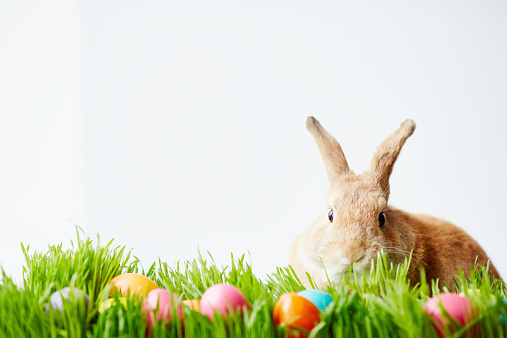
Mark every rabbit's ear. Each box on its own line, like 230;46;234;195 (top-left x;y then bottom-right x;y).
306;117;350;183
369;119;416;196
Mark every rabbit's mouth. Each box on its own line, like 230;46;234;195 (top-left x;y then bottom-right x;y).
319;256;371;284
326;266;365;284
318;245;370;269
351;256;373;273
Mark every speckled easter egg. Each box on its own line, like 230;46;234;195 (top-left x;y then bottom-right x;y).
45;287;89;314
109;273;158;297
273;293;321;338
298;289;333;312
424;293;474;337
200;284;250;320
142;288;184;328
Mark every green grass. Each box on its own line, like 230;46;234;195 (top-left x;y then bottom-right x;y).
1;228;506;337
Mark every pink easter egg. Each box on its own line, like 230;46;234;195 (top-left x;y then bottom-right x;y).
200;284;250;320
424;293;475;337
142;288;183;328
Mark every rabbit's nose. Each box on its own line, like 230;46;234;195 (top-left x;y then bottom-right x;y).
341;241;365;263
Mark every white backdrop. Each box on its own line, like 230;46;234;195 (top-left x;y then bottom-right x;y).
1;1;506;283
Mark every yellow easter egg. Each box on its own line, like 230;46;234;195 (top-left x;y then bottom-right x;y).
98;297;129;313
183;299;200;312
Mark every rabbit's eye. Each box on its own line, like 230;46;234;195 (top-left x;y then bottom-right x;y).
378;212;386;228
328;210;334;223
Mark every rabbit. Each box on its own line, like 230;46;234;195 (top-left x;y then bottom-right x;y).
289;117;501;289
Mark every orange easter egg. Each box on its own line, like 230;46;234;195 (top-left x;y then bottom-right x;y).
109;273;158;297
273;293;321;338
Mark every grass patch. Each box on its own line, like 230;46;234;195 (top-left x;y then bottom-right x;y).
1;228;506;337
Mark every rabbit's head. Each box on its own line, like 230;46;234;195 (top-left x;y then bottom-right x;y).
298;117;416;283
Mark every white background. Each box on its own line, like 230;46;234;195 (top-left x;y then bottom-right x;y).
1;1;506;283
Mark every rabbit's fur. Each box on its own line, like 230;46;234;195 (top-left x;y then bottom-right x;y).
289;117;501;289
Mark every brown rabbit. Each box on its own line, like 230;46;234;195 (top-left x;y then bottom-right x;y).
289;117;501;289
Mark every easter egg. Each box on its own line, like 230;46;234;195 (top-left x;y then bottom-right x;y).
500;300;507;324
273;293;321;338
297;289;333;312
183;299;200;312
98;297;128;313
200;284;250;320
142;288;184;328
109;273;158;297
424;293;474;337
45;287;89;314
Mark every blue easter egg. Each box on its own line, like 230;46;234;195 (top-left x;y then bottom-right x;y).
45;287;89;314
297;289;333;312
501;299;507;324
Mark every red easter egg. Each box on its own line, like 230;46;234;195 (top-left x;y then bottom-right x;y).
142;288;184;328
424;293;475;337
200;284;250;320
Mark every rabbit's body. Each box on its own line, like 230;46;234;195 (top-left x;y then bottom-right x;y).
290;117;501;289
404;211;500;286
